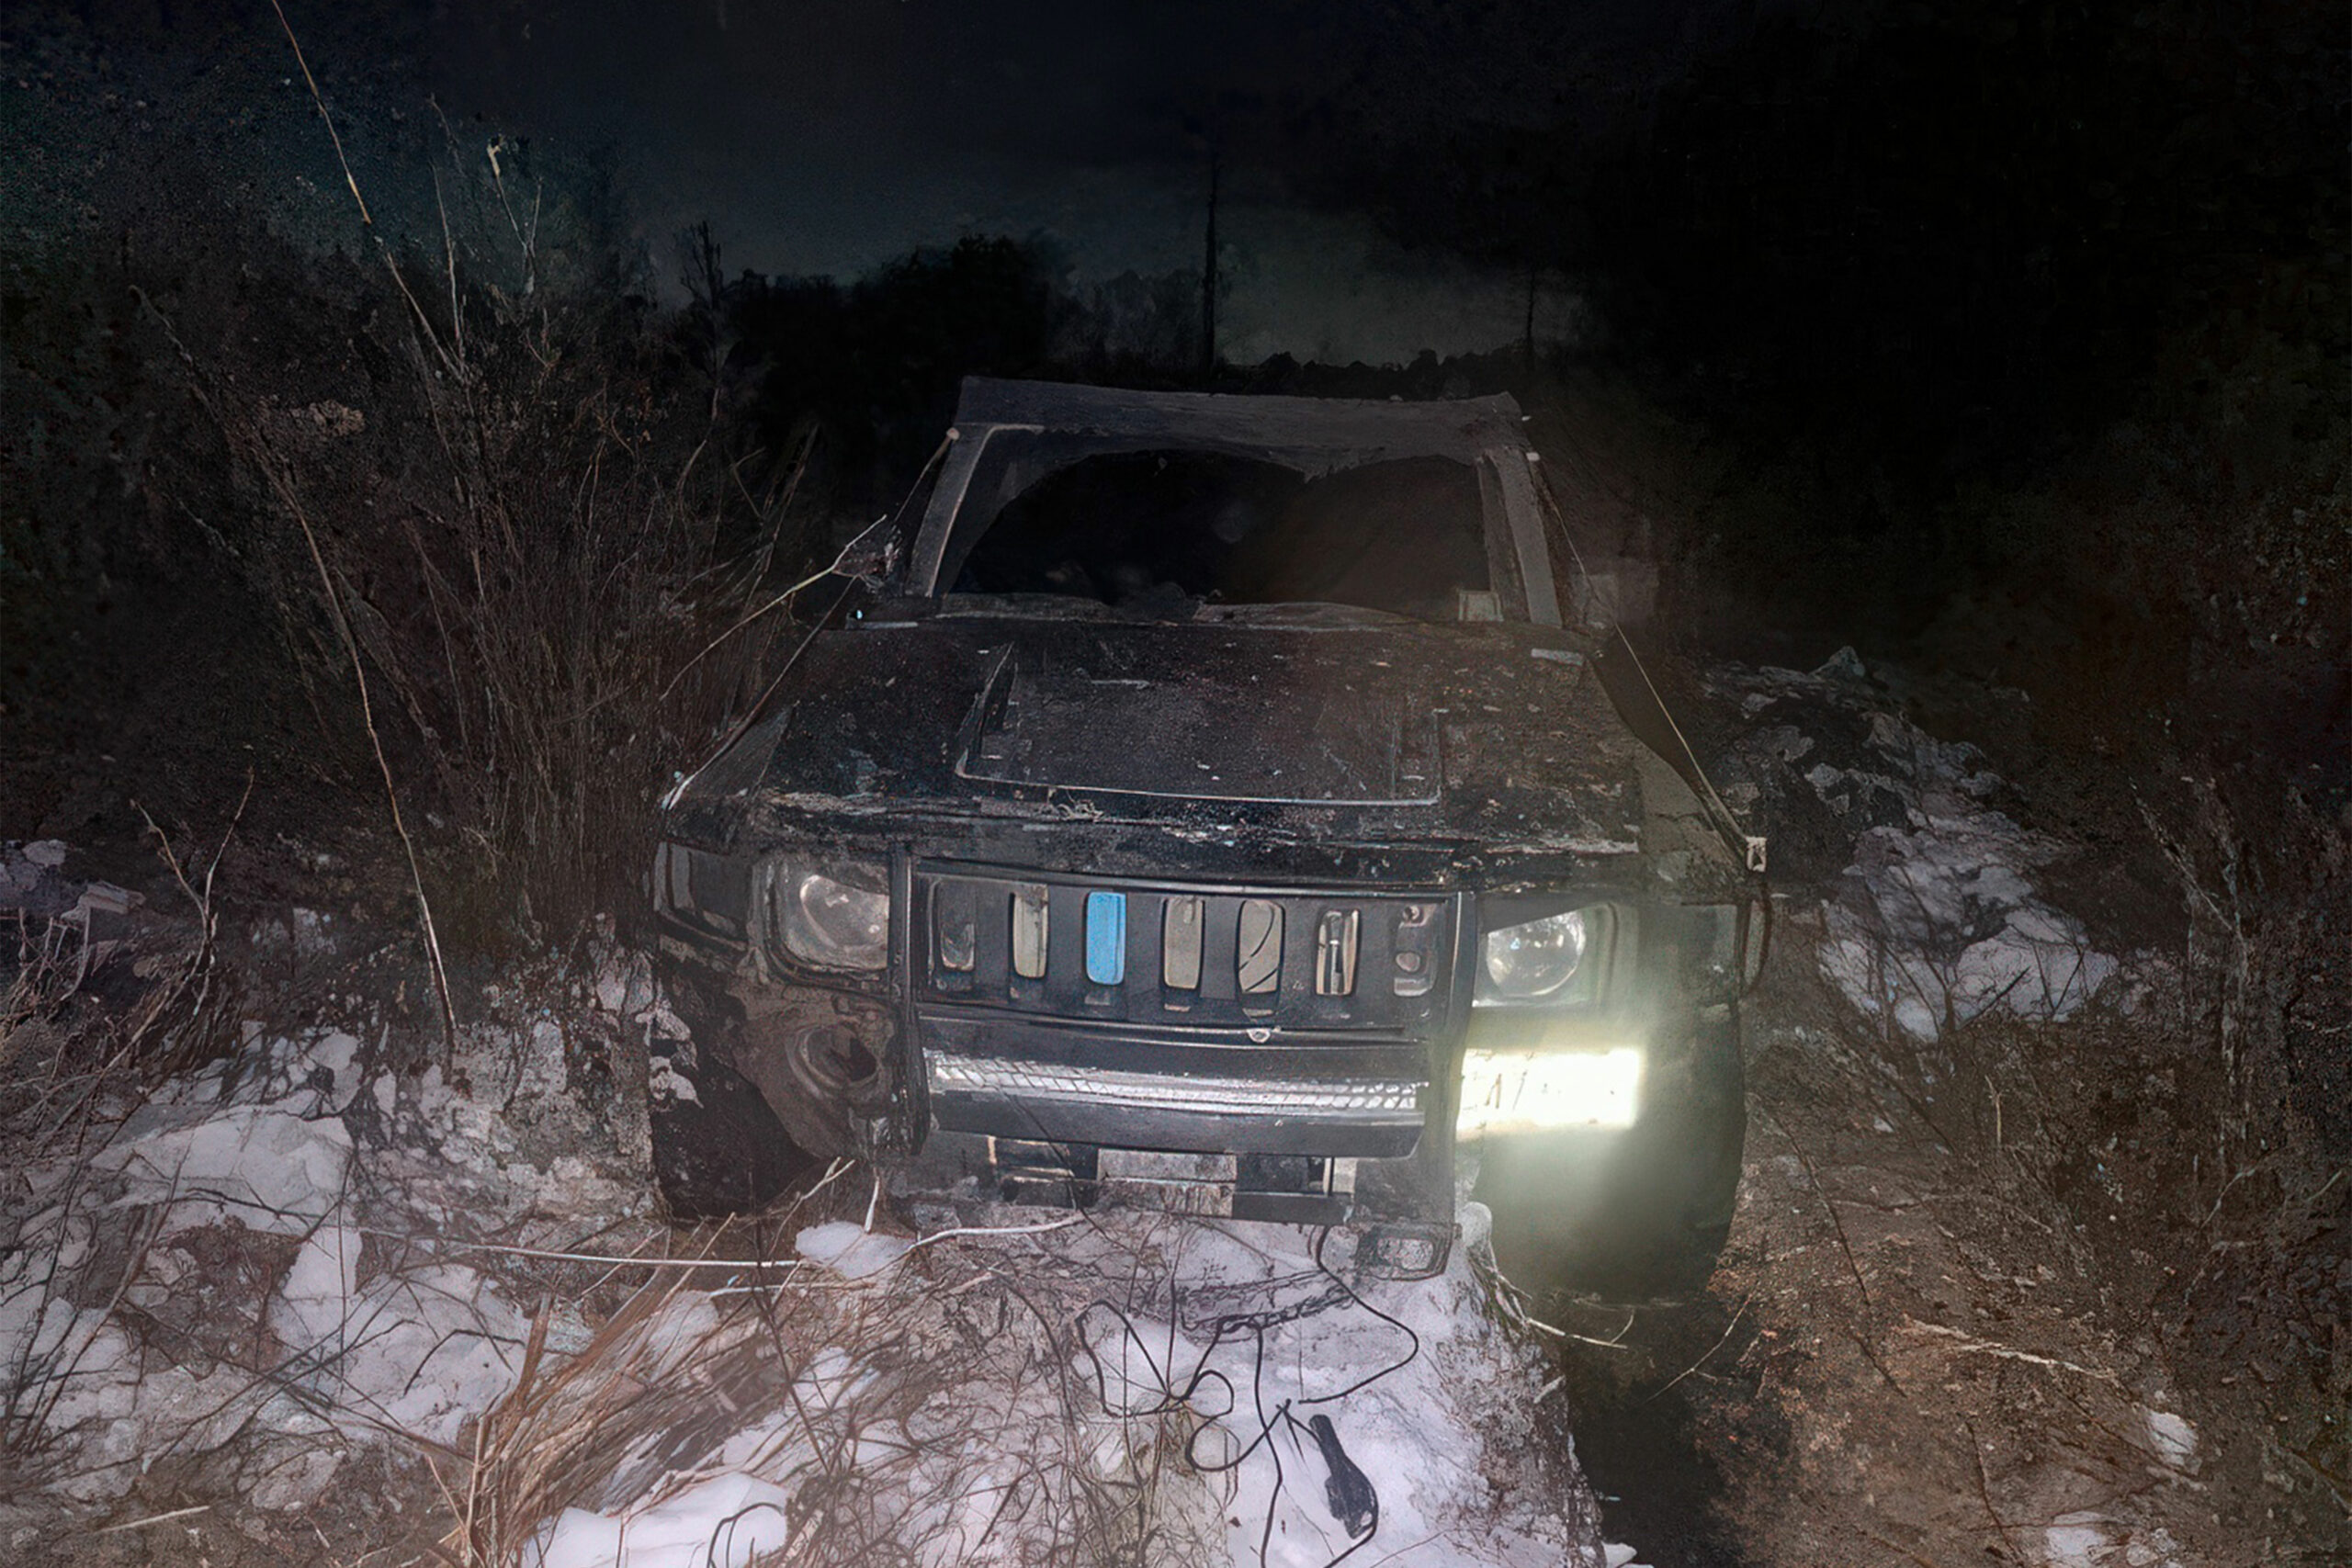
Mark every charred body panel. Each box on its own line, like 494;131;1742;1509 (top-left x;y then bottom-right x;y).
666;611;1655;862
654;378;1757;1291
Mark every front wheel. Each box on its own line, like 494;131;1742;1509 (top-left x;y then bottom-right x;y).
649;962;818;1217
1467;1010;1745;1303
652;1050;815;1218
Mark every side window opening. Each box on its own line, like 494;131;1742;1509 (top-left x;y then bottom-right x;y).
949;449;1492;622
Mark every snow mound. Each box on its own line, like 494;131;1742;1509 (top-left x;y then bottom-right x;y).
6;951;1615;1562
1818;818;2119;1040
509;1213;1607;1568
1710;654;2118;1039
1;1019;644;1516
795;1219;913;1280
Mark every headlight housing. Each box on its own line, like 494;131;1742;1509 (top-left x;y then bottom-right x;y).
1475;903;1612;1007
768;859;890;971
1482;908;1587;1001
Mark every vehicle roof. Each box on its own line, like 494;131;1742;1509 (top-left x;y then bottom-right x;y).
947;377;1531;473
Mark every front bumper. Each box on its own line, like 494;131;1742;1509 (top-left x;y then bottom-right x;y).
890;863;1475;1259
660;852;1734;1280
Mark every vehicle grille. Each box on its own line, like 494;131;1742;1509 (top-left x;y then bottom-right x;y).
910;866;1456;1150
910;867;1455;1032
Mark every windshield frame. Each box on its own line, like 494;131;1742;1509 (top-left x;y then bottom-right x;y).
904;379;1562;626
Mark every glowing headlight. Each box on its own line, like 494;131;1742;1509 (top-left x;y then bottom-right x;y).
1476;908;1588;1004
778;863;889;970
1457;1046;1642;1134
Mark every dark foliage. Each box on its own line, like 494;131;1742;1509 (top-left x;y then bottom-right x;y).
1582;0;2346;482
722;237;1060;516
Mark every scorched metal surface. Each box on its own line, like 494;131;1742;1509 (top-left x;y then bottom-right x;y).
662;605;1654;881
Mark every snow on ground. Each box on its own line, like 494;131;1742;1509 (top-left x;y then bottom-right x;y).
513;1197;1601;1568
1709;651;2120;1040
0;1001;650;1517
5;986;1612;1566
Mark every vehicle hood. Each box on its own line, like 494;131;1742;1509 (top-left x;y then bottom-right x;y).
670;603;1654;873
957;621;1442;806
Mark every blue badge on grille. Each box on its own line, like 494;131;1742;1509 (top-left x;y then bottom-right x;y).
1084;891;1126;985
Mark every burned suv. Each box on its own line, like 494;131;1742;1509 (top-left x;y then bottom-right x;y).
652;377;1762;1296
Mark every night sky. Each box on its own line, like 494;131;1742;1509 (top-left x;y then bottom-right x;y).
409;0;2339;461
0;0;2337;640
420;0;1753;362
13;0;2336;442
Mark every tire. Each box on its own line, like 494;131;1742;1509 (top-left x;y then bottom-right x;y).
725;987;895;1161
649;962;818;1217
1470;1010;1746;1303
650;1051;816;1217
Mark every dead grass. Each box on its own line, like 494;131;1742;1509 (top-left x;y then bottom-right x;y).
0;824;241;1168
439;1206;1217;1568
1661;852;2352;1564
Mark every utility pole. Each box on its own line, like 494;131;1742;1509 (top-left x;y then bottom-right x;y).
1523;256;1539;375
1200;146;1220;384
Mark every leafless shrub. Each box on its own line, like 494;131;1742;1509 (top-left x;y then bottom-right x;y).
2137;777;2349;1184
0;921;79;1081
217;275;804;952
165;38;819;958
0;822;242;1166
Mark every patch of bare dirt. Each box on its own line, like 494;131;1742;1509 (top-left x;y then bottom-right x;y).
1550;902;2346;1568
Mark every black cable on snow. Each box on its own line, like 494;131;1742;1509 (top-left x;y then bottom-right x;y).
1070;1225;1419;1568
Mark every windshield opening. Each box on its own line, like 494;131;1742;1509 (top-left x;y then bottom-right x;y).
949;450;1491;622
